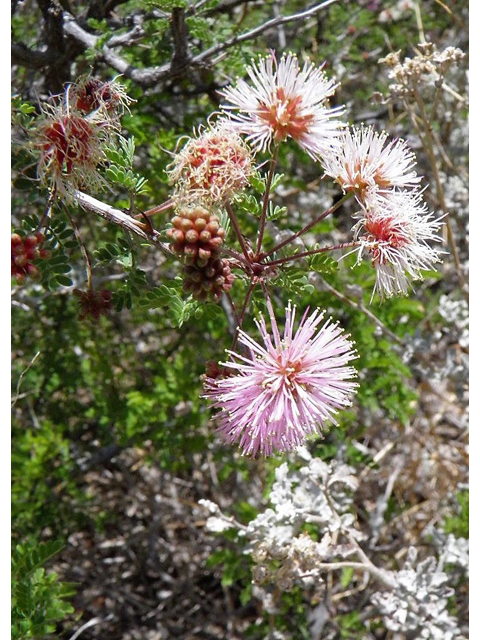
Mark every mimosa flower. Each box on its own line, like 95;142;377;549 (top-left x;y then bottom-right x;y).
321;125;421;201
219;52;345;159
204;303;358;457
168;124;253;204
352;190;444;299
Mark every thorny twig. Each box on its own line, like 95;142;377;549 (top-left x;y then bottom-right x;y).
61;1;340;87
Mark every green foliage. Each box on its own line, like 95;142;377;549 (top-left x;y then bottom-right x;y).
93;237;132;265
249;171;285;196
337;611;365;639
270;267;315;296
306;252;339;275
112;267;147;311
206;547;251;588
11;96;36;130
244;587;310;639
11;417;84;539
104;136;149;196
443;491;469;539
138;283;223;327
12;541;76;640
267;201;288;221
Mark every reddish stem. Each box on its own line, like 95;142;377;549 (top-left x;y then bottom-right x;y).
263;241;360;268
135;199;175;219
225;200;252;262
230;281;257;351
255;144;280;258
259;192;353;261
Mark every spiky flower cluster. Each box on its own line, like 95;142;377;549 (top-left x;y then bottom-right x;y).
167;205;226;266
204;303;358;457
321;125;421;201
34;78;130;199
74;288;113;321
321;124;443;298
352;191;443;299
11;232;50;284
183;258;235;302
220;51;345;159
168;124;253;204
69;76;133;116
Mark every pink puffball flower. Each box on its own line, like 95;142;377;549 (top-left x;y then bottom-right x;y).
219;52;345;160
204;303;358;457
167;123;253;204
352;190;444;299
321;125;421;202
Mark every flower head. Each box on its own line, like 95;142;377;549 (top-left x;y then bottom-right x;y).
219;52;345;159
69;76;133;117
74;288;113;321
204;303;358;457
352;190;444;299
321;125;421;201
35;96;114;198
168;124;253;204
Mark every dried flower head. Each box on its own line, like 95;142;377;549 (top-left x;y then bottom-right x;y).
69;76;134;116
321;125;421;202
168;124;253;204
204;303;358;457
352;190;444;299
74;288;113;321
35;97;113;197
219;52;345;159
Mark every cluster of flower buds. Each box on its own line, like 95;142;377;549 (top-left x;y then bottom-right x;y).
167;205;226;267
11;232;50;284
182;257;235;303
74;288;113;321
165;204;235;302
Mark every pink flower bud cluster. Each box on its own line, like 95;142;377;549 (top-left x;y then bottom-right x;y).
11;232;51;284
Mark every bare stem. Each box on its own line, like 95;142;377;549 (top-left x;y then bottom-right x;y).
255;144;280;258
137;199;175;219
224;200;252;261
259;192;353;260
230;281;256;352
225;291;240;328
408;84;467;298
64;208;93;290
264;241;360;268
36;187;57;232
73;190;173;257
